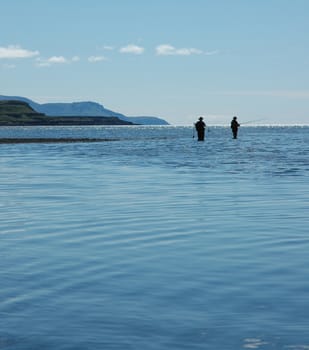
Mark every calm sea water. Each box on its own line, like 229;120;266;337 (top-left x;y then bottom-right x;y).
0;126;308;349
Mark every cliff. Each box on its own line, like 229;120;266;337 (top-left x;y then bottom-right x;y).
0;100;135;126
0;95;169;125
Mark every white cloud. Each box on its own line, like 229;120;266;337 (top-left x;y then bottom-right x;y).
119;44;144;55
0;45;39;59
48;56;68;63
36;55;79;67
156;44;203;56
88;55;107;63
103;45;114;51
35;57;65;67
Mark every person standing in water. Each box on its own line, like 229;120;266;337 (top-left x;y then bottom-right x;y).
231;116;240;139
195;116;206;141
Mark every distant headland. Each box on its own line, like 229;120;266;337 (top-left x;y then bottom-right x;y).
0;95;169;126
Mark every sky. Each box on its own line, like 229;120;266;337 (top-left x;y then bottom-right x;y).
1;0;309;125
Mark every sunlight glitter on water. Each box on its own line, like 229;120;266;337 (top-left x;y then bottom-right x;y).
0;126;309;349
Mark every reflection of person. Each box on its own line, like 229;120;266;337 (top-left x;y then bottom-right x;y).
195;117;206;141
231;116;240;139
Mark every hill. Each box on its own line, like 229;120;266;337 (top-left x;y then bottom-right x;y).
0;100;135;126
0;95;169;125
0;99;38;115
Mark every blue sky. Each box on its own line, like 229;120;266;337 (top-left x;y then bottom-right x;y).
1;0;309;125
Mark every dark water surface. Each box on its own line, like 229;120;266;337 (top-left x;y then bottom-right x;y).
1;126;308;349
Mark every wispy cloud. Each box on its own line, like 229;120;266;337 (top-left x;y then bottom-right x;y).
36;55;79;67
220;90;309;99
156;44;203;56
0;45;39;59
119;44;144;55
204;50;219;56
48;56;68;63
1;63;16;69
88;55;107;63
103;45;114;51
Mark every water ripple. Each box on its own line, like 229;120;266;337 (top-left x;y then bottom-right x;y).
1;126;309;349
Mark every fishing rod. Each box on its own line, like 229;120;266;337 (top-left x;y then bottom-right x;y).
192;123;196;138
240;118;266;125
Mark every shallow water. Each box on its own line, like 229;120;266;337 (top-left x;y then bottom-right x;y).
1;126;308;349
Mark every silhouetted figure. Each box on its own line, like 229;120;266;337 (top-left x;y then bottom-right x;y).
195;117;206;141
231;116;240;139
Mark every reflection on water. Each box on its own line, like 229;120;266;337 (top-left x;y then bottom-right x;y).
0;126;309;349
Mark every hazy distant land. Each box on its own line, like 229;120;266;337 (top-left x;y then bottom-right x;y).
0;100;138;127
0;95;169;126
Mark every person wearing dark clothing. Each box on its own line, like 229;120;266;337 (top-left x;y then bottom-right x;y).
195;117;206;141
231;116;240;139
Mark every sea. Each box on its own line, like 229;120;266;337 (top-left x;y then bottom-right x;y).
0;125;308;350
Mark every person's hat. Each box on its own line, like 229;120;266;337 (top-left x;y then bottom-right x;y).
199;116;203;120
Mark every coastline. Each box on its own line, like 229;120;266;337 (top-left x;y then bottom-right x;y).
0;137;119;144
